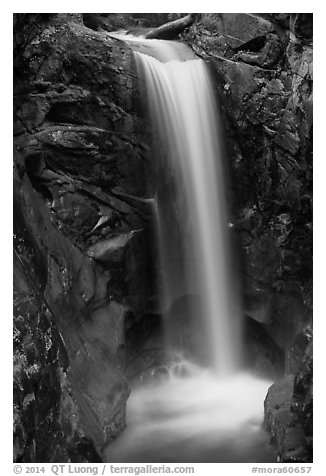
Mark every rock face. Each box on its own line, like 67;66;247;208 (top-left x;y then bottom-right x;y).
14;13;155;461
263;337;312;462
184;13;312;461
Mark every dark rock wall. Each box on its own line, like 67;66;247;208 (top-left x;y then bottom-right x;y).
14;13;154;461
184;13;312;461
14;12;312;463
263;336;312;462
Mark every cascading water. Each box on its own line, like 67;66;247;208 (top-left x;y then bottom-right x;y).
104;33;276;463
133;39;241;375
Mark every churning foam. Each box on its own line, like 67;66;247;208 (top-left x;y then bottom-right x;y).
104;366;275;462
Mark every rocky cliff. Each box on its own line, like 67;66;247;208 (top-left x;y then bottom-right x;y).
183;13;312;461
13;13;156;461
13;13;312;463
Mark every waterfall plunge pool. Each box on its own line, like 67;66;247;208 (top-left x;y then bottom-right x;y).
104;364;276;462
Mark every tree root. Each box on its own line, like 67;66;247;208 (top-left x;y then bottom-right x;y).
145;13;200;40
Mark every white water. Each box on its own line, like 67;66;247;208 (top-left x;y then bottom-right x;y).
132;37;242;375
104;366;275;462
104;34;275;463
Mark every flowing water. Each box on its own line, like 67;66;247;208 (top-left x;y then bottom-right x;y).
132;37;242;374
105;366;275;462
104;33;276;463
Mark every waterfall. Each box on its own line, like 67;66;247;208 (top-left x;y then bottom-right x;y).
133;38;242;375
104;34;275;464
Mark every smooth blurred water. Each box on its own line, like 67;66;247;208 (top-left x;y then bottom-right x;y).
132;38;242;375
104;364;276;462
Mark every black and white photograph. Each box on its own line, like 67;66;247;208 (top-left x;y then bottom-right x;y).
12;7;314;471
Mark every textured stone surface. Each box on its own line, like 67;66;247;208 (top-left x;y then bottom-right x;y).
264;343;312;464
13;201;101;462
185;12;312;359
184;13;312;461
14;13;155;462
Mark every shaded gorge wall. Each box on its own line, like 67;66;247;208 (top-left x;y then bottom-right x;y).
183;13;312;461
13;13;156;461
13;13;312;463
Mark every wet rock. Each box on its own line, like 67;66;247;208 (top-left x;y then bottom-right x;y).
192;14;274;50
195;12;312;352
87;231;140;263
13;215;100;462
293;338;313;445
290;14;313;41
263;327;312;462
124;312;165;384
225;14;272;45
286;328;312;375
186;13;312;459
264;370;312;462
14;13;154;462
244;315;285;379
244;288;273;324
